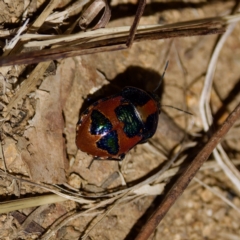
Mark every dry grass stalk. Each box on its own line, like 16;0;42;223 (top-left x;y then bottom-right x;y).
135;102;240;240
199;21;240;191
0;2;240;239
3;14;240;66
0;194;66;214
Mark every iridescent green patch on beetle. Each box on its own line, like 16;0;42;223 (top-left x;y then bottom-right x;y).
96;130;119;154
90;110;112;135
115;104;143;138
76;86;161;160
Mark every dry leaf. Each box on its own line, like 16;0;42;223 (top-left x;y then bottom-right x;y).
21;59;75;184
79;0;111;30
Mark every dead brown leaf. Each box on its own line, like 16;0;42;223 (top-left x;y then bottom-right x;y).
20;59;76;184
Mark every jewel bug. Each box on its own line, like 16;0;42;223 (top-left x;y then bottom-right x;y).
76;62;190;164
76;86;160;160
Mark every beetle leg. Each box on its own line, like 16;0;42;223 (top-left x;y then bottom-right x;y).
111;153;125;161
119;153;125;160
139;139;148;144
126;0;146;47
87;157;97;169
105;154;125;161
87;154;126;169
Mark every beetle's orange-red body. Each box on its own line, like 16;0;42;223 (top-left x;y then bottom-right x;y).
76;87;160;160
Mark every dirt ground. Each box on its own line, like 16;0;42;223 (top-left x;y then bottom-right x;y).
0;0;240;240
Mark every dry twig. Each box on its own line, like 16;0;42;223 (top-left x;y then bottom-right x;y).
199;21;240;191
135;102;240;240
0;15;234;66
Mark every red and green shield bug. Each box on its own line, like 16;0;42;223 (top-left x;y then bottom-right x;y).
76;62;171;164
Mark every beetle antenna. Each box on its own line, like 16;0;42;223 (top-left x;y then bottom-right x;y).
87;158;95;169
161;104;193;116
153;60;169;93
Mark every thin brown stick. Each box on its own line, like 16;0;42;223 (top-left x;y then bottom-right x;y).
0;44;127;67
0;27;224;67
135;102;240;240
126;0;146;47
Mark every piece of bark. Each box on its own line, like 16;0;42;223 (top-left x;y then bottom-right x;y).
11;211;45;234
21;59;75;183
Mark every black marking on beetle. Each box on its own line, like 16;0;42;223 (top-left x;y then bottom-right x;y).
115;104;143;138
100;97;109;102
83;108;90;115
141;113;158;141
119;153;125;160
121;87;151;107
90;110;112;135
93;101;99;106
96;130;119;155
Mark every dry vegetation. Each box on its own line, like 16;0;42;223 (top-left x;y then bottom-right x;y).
0;0;240;239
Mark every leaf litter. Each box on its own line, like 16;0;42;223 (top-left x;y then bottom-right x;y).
0;0;240;239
